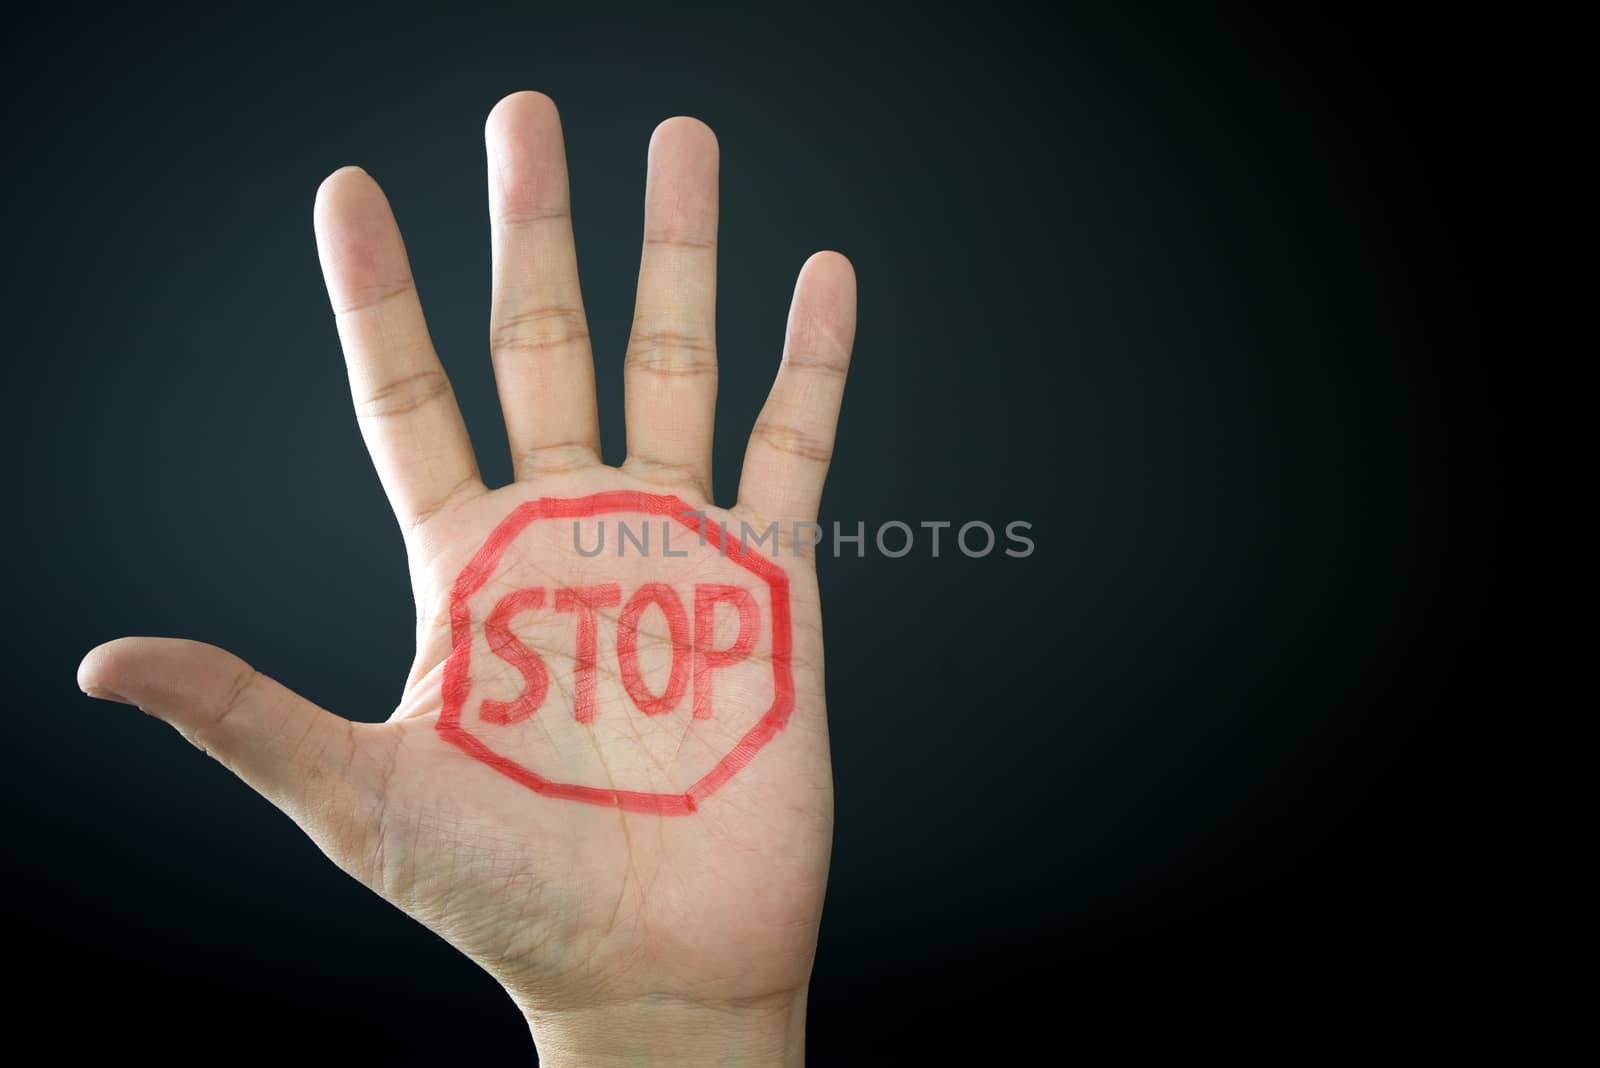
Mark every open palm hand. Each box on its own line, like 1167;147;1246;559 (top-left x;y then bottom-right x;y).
78;92;856;1065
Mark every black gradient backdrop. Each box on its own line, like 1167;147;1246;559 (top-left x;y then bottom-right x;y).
8;3;1502;1061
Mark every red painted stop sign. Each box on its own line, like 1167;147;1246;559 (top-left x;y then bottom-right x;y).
437;491;795;815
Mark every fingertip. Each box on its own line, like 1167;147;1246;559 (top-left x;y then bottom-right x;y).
802;250;856;286
78;636;171;706
77;639;121;697
650;115;719;160
76;637;242;711
786;251;857;367
313;165;390;241
642;117;719;244
797;250;858;320
315;163;371;202
312;167;413;311
487;90;560;137
485;91;572;218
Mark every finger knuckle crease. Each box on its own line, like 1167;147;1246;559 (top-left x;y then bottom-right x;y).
782;354;849;378
643;234;715;252
357;369;453;420
406;473;484;532
515;441;601;475
492;305;590;356
751;420;832;463
496;207;572;228
209;667;262;738
626;330;717;376
332;279;415;316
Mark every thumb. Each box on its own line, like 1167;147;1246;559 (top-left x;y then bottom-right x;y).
77;637;384;837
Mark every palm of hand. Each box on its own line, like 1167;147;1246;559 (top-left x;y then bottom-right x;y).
77;90;855;1038
371;473;833;1011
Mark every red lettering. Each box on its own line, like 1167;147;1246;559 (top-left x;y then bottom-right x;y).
693;584;759;720
480;587;549;724
617;583;691;716
478;580;763;725
554;584;622;724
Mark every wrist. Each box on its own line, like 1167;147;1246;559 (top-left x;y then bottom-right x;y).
523;990;807;1067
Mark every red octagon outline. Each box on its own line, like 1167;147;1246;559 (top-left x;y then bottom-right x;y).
437;491;794;815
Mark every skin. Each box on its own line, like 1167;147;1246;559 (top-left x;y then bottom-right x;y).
76;91;856;1066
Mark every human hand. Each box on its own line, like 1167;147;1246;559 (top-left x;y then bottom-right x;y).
77;91;855;1067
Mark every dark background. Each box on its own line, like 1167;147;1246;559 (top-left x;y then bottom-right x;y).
7;1;1507;1061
